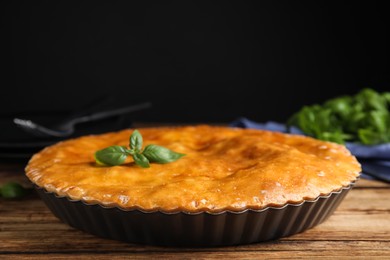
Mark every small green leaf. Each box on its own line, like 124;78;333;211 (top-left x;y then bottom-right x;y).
95;145;128;166
125;149;135;155
132;153;150;168
130;130;143;152
358;129;381;145
383;92;390;104
368;111;387;133
1;182;29;199
143;144;185;164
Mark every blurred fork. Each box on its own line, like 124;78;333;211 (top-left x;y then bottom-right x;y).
13;102;152;138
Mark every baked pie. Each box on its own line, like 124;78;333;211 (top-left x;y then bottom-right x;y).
26;126;361;245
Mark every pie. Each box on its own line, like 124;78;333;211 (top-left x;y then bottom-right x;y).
26;125;361;213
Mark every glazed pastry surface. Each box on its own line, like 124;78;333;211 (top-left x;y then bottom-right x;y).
26;126;361;212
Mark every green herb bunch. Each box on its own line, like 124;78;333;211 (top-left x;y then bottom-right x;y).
0;182;31;199
287;88;390;145
94;130;185;168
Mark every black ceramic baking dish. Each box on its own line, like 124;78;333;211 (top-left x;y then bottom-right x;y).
34;179;357;247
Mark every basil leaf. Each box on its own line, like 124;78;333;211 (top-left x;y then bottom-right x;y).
130;129;143;152
1;182;29;199
368;111;387;133
358;129;382;145
132;153;150;168
94;145;128;166
143;144;185;164
125;148;135;155
384;92;390;104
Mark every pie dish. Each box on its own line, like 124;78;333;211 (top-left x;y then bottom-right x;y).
26;126;361;246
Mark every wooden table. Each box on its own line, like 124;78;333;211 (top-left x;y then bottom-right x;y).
1;162;389;259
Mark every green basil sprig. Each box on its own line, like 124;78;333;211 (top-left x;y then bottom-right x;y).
94;130;185;168
0;182;31;199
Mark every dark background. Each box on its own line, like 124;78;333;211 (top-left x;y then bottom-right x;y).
1;1;388;123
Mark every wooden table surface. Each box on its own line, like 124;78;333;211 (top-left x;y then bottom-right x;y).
1;162;389;259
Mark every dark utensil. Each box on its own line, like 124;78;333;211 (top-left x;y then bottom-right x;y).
14;102;152;138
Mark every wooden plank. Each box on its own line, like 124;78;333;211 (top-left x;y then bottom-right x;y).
337;189;390;212
1;234;390;253
3;241;390;259
355;178;390;189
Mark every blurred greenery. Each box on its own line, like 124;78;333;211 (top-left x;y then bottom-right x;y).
287;88;390;145
0;182;31;199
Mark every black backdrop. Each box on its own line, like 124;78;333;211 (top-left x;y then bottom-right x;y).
1;1;388;123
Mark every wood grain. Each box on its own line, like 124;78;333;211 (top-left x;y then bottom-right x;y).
1;163;389;259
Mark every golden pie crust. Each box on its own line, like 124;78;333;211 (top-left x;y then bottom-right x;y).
26;126;361;213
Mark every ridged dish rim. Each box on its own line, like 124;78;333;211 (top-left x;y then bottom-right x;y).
34;176;359;216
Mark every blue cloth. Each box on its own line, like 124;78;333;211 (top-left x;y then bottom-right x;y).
230;117;390;183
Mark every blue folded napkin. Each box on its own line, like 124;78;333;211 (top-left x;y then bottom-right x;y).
231;117;390;183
